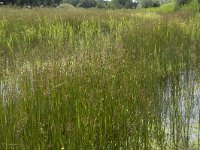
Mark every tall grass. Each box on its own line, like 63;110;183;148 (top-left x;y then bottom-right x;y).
0;7;200;149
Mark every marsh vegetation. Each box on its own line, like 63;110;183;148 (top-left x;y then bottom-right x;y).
0;4;200;149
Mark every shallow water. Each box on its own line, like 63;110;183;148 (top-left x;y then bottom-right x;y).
161;70;200;147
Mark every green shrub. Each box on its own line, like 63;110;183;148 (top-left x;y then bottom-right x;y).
57;3;75;9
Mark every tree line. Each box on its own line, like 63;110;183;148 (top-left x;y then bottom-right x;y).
1;0;62;6
1;0;200;9
0;0;163;8
1;0;139;8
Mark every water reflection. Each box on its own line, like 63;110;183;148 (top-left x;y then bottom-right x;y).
161;70;200;148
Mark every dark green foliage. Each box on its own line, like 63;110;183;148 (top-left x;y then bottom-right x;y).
1;0;138;8
132;1;138;8
140;0;160;8
125;0;134;8
96;1;107;8
153;1;160;7
78;0;96;8
176;0;192;6
2;0;62;6
112;0;138;8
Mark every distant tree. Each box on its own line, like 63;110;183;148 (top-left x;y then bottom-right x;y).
119;0;126;6
176;0;191;6
11;0;15;4
12;0;23;6
140;0;152;7
132;1;138;8
31;0;41;6
139;0;160;8
2;0;62;6
2;0;14;5
112;0;136;8
78;0;96;8
96;0;107;9
153;0;160;7
125;0;134;8
112;0;122;8
2;0;6;5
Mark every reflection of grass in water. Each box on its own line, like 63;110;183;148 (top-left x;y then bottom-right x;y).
160;70;200;149
0;7;200;149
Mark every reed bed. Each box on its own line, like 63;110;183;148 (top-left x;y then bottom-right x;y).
0;7;200;149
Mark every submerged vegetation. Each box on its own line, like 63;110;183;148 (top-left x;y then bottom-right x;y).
0;4;200;149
